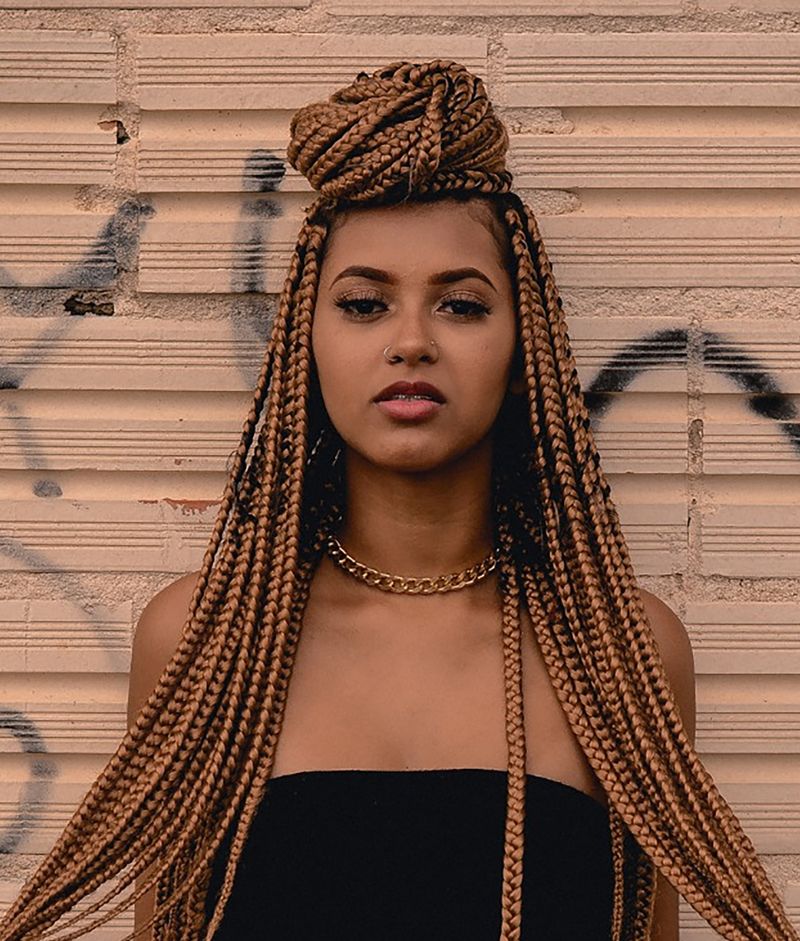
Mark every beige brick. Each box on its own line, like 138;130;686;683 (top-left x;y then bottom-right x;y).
0;126;115;186
703;319;800;394
712;782;800;854
681;895;800;939
701;502;800;577
607;483;688;575
0;599;133;673
786;885;800;938
0;500;219;573
701;318;800;475
0;214;116;288
139;124;800;196
0;782;116;855
138;130;299;193
537;215;800;288
686;602;800;674
701;0;800;8
330;0;682;12
1;317;257;391
0;494;683;575
568;315;688;393
504;32;800;107
696;703;800;755
569;315;688;476
0;415;242;472
0;30;115;104
702;420;800;476
2;0;305;5
15;695;794;760
137;34;487;110
508;134;800;190
0;703;126;755
591;404;688;475
138;215;292;293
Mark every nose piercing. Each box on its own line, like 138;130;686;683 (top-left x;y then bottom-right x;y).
383;340;437;362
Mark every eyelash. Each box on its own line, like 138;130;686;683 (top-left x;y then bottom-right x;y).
333;291;490;320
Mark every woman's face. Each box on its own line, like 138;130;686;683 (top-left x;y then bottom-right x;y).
311;198;522;474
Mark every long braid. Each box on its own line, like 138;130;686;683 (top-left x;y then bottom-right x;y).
500;187;795;939
0;208;322;941
494;505;528;940
0;57;796;941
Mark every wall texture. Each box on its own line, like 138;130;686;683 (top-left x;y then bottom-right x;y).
1;1;799;938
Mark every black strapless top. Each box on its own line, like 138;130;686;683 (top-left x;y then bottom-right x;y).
204;768;615;940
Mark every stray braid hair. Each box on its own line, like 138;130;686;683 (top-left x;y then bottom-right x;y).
0;57;795;941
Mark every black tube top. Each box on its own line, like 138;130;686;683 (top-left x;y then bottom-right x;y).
204;768;615;940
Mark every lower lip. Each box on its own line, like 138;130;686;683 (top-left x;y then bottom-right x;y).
374;398;444;421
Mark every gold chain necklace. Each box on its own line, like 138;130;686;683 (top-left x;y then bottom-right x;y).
325;533;498;595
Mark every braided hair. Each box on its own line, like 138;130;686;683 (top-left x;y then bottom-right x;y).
0;58;796;941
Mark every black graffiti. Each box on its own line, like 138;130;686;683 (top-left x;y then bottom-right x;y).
0;709;57;854
584;327;800;457
0;150;285;853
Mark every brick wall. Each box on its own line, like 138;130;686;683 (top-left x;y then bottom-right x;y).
1;1;799;937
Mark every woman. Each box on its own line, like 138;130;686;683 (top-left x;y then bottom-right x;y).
0;59;795;941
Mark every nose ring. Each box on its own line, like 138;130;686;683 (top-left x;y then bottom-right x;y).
383;340;437;362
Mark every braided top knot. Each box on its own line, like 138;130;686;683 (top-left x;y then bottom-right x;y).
287;58;514;207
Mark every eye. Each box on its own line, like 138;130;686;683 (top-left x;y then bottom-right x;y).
442;293;490;319
334;291;385;318
333;291;490;319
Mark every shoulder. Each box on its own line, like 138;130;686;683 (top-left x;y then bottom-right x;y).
637;587;697;744
133;569;203;649
127;569;203;728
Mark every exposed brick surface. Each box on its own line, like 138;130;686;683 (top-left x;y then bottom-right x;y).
1;2;799;937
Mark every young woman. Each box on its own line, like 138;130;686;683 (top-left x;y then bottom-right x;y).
1;58;795;941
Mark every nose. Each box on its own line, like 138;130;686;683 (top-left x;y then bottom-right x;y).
383;314;440;365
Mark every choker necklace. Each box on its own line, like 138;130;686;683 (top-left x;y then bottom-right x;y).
325;533;498;595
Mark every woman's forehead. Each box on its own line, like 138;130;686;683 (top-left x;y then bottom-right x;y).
323;201;503;271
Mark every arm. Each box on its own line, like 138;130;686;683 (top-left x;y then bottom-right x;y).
126;571;201;941
637;588;697;941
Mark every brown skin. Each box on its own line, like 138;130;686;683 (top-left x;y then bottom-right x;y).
128;199;695;939
307;198;690;937
310;198;524;579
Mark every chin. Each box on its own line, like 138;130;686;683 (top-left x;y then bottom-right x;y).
347;437;445;471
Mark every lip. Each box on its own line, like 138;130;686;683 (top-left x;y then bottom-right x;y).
375;398;443;422
373;380;446;404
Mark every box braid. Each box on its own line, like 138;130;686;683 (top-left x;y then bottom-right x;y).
0;58;796;941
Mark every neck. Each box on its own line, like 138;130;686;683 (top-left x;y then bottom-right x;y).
334;441;496;582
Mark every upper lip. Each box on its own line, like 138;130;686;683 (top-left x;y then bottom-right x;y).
373;381;446;404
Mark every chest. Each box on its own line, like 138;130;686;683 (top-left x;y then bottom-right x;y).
270;589;607;808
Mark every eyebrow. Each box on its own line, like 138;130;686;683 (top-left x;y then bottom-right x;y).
329;265;497;293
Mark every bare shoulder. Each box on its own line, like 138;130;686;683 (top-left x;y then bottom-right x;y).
637;587;697;745
127;569;203;729
636;588;697;938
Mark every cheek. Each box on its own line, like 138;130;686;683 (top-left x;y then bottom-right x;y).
311;322;367;410
460;336;515;395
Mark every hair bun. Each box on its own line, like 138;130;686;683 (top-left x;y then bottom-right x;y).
287;58;513;204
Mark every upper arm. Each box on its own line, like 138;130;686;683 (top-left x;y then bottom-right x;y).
638;588;696;747
127;569;202;941
638;588;697;941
